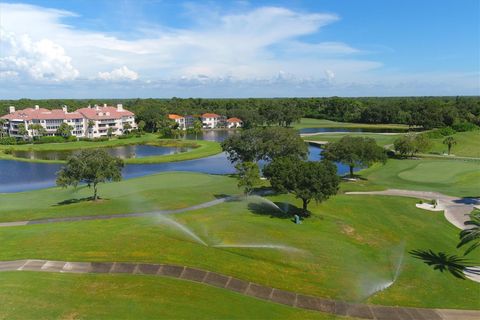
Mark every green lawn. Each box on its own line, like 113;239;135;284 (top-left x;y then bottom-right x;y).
294;118;410;130
351;159;480;197
427;131;480;158
0;192;478;309
0;134;222;164
0;172;241;222
304;133;401;147
0;272;339;320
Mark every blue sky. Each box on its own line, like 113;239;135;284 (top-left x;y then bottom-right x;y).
0;0;478;98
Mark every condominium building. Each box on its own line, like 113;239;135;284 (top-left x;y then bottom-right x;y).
1;104;137;139
226;117;243;128
201;113;226;129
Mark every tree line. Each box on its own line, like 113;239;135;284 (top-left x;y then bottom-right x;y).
2;96;479;130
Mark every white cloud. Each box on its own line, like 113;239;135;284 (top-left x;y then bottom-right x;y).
0;2;476;97
0;28;79;81
97;66;139;81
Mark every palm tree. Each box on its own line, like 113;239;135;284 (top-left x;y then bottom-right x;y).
17;123;28;139
443;136;457;155
458;211;480;255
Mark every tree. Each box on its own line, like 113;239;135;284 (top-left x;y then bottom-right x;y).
323;136;387;177
192;120;203;140
87;120;95;137
56;149;124;201
123;123;132;134
137;120;146;133
107;127;114;138
235;161;260;195
29;123;46;139
443;136;457;155
264;158;339;216
457;211;480;255
17;123;28;139
0;119;7;138
56;122;73;138
221;127;308;163
394;133;432;157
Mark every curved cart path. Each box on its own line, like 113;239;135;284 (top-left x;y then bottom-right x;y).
0;259;478;320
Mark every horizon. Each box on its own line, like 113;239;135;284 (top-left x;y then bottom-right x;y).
0;0;478;98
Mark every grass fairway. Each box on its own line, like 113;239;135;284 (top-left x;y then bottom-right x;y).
354;159;480;197
0;272;337;320
294;118;410;130
304;133;401;147
428;131;480;158
0;172;240;222
0;134;222;164
1;193;478;309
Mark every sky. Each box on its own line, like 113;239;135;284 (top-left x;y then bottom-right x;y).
0;0;478;98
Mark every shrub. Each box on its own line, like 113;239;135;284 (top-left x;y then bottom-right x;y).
451;122;479;132
78;137;109;142
0;137;17;145
437;126;456;136
33;136;66;144
425;127;456;138
3;147;14;154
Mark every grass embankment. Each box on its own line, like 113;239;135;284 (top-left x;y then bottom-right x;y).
294;118;410;130
0;134;222;164
0;194;478;310
0;172;240;222
427;131;480;158
304;133;401;147
345;159;480;197
0;272;337;320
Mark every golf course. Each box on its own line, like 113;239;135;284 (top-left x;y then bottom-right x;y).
0;119;479;319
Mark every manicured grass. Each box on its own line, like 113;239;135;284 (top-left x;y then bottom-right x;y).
294;118;410;130
427;131;480;158
1;193;478;309
0;134;222;164
0;172;241;222
304;133;401;147
351;159;480;197
0;272;337;320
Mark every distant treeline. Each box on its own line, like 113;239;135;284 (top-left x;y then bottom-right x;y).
1;96;479;130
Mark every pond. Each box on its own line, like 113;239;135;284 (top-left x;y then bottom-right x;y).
11;145;193;161
0;145;348;193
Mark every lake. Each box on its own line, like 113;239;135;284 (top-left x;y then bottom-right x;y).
0;128;361;193
11;145;193;161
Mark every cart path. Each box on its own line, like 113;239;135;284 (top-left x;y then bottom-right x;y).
0;259;478;320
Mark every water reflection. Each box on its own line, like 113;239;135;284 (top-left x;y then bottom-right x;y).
0;129;356;193
12;145;192;161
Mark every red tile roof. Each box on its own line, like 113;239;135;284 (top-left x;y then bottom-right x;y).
77;106;134;120
1;108;83;121
201;113;221;118
227;117;242;123
168;114;184;120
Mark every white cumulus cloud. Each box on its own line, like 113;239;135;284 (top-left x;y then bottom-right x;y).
97;66;139;81
0;28;79;81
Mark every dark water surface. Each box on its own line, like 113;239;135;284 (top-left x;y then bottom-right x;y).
0;129;356;193
12;145;192;161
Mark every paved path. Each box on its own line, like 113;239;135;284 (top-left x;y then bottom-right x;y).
0;259;478;320
346;189;479;230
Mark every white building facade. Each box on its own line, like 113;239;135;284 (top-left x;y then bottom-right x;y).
1;104;137;139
